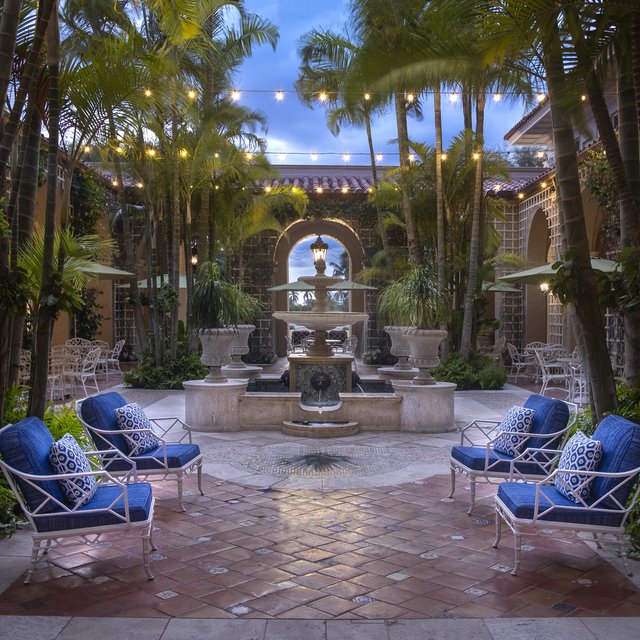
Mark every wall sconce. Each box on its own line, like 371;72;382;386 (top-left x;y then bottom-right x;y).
539;282;549;293
191;244;198;267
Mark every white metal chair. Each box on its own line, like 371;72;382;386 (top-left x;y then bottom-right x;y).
97;339;125;378
78;391;204;512
493;414;640;576
66;347;101;398
0;417;156;583
449;395;575;514
506;343;528;383
535;349;571;398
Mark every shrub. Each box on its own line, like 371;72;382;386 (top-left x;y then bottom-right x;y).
477;362;508;390
122;353;208;389
0;486;19;539
432;355;477;389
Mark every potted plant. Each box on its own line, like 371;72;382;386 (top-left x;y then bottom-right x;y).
377;266;449;385
190;261;262;382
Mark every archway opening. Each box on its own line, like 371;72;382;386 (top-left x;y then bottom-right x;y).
526;208;551;344
287;235;350;312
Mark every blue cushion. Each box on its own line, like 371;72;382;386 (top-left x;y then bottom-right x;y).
33;482;153;533
493;406;535;455
524;395;570;450
103;444;201;473
114;403;160;455
80;392;129;452
49;434;97;507
0;418;66;513
592;415;640;507
554;432;602;503
498;481;624;528
451;445;550;476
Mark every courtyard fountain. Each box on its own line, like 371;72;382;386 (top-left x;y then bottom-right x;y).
183;235;455;434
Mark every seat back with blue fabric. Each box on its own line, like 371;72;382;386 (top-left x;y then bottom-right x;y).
0;418;66;513
79;390;129;452
591;414;640;508
523;394;570;449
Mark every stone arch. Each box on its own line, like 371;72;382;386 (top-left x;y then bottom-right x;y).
525;207;550;344
272;218;366;356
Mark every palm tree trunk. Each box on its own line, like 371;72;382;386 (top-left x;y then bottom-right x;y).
29;5;60;418
631;14;640;149
460;88;485;359
108;115;148;355
170;116;180;359
0;0;22;114
393;93;420;265
543;19;616;420
617;61;640;387
434;86;446;293
364;110;389;253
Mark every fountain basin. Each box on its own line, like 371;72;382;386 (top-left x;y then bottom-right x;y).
282;420;360;438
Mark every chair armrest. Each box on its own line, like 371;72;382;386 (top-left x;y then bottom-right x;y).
507;447;563;480
529;465;640;517
85;448;137;481
148;416;193;443
459;419;501;445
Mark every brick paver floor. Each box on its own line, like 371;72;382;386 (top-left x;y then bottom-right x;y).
1;471;639;620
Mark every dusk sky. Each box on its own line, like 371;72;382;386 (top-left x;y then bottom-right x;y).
236;0;534;166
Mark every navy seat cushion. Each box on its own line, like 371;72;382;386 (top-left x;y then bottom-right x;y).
80;392;129;452
498;481;624;528
592;415;640;507
33;482;153;533
524;395;570;450
0;417;66;513
451;445;549;476
103;443;201;473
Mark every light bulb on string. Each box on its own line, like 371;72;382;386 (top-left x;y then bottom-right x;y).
275;91;284;101
342;153;351;162
187;89;197;100
493;92;502;102
318;91;328;102
230;90;240;101
144;89;152;97
450;91;458;103
364;92;371;101
441;153;448;161
406;92;415;103
310;153;318;161
536;93;546;102
376;153;383;162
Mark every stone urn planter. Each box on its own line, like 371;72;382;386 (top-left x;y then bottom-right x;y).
227;324;255;369
199;328;236;382
405;328;448;385
384;326;413;370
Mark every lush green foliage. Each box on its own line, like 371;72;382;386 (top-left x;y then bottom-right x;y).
376;265;450;329
361;347;398;366
432;353;506;390
0;485;19;539
190;261;263;329
123;353;208;389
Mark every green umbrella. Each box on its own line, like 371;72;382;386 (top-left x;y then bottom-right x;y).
499;258;618;285
481;281;520;293
81;264;136;279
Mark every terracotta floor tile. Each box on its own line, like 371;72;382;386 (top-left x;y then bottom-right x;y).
244;592;299;615
322;580;370;600
153;594;204;616
278;585;325;605
275;604;331;619
200;587;252;609
350;573;396;589
278;559;324;576
307;594;357;616
293;572;341;589
318;564;364;580
179;604;235;618
401;594;452;616
367;585;419;605
350;600;412;619
234;578;283;598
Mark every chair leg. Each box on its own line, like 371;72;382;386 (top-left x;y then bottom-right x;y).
197;462;204;496
468;477;477;515
449;466;457;499
511;528;522;576
25;538;46;584
142;524;155;580
177;476;185;512
493;510;502;549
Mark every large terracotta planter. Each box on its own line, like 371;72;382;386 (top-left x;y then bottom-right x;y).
384;326;413;370
199;328;236;382
227;324;255;369
405;328;448;385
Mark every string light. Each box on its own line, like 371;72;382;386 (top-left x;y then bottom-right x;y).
518;192;524;199
472;151;481;160
376;153;383;162
144;89;152;97
536;150;546;158
310;152;318;161
341;186;348;193
187;89;197;100
278;152;286;160
406;92;415;103
316;186;323;193
408;153;415;162
214;152;219;158
146;148;156;157
265;185;271;192
493;92;502;102
275;90;284;101
318;91;328;102
364;92;371;100
231;90;240;101
450;91;458;103
136;182;144;188
540;181;547;188
441;153;448;161
536;93;546;102
342;153;351;162
245;152;253;160
179;148;188;158
83;145;91;153
111;179;118;186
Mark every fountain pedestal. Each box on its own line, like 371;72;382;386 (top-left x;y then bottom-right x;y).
392;380;456;432
288;354;354;393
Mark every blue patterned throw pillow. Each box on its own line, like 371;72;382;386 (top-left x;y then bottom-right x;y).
114;403;160;455
49;433;97;507
493;406;536;456
554;431;602;503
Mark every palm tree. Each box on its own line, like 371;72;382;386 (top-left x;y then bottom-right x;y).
296;27;390;253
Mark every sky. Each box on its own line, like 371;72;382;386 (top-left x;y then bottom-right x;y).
235;0;534;166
